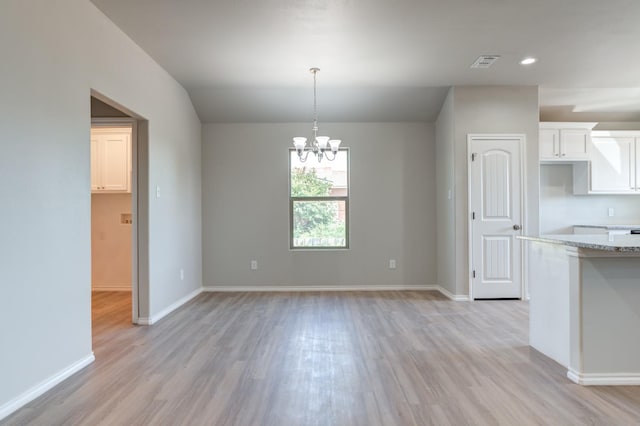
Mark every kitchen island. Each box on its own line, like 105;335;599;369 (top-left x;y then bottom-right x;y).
518;234;640;385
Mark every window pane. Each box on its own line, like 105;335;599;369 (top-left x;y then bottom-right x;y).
290;151;348;197
292;200;347;247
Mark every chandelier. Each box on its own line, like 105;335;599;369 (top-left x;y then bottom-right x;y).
292;68;341;162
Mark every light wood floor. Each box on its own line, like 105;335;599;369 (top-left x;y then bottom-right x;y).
4;291;640;425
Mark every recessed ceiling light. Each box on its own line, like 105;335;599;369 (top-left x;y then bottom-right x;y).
520;57;537;65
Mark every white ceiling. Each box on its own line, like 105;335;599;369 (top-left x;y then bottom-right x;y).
90;0;640;122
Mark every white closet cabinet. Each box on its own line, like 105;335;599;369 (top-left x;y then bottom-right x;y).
91;127;131;193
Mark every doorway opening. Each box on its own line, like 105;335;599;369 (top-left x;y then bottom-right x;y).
89;91;149;341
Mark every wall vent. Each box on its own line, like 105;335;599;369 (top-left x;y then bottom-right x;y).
470;55;500;68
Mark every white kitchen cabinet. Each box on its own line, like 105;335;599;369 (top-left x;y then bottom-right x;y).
539;123;594;161
573;131;640;194
590;135;636;193
91;127;131;193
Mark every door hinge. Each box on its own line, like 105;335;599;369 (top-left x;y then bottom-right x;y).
472;270;476;278
471;153;477;161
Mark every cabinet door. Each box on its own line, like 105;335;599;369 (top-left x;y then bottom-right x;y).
539;129;559;159
101;133;131;191
560;129;589;159
590;136;635;192
90;136;101;191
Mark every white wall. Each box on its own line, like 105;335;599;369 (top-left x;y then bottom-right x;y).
202;123;436;288
0;0;201;415
435;89;456;295
540;165;640;234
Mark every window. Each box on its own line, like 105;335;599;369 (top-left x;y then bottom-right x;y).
289;149;349;249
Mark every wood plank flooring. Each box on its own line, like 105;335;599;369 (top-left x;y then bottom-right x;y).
4;291;640;425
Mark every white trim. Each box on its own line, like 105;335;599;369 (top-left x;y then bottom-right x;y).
467;134;527;301
436;286;471;301
92;285;131;292
0;353;95;421
137;288;202;325
202;284;471;301
203;284;438;293
567;369;640;386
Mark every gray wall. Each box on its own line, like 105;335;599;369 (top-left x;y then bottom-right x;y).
0;0;202;413
202;122;436;288
448;86;540;297
436;86;539;297
540;165;640;234
435;89;456;295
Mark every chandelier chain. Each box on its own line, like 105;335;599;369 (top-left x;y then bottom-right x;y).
313;69;318;132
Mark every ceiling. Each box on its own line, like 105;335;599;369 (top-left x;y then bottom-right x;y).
90;0;640;123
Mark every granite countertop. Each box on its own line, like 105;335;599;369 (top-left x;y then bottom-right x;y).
574;224;640;230
517;234;640;252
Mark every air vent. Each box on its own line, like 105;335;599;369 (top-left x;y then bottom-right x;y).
470;55;500;68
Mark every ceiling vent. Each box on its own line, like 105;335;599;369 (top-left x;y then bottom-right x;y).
470;55;500;69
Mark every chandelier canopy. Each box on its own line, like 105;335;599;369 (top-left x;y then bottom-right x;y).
292;68;341;162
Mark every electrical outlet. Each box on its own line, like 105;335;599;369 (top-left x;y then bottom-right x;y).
250;260;258;270
389;259;396;269
608;207;615;217
180;268;184;281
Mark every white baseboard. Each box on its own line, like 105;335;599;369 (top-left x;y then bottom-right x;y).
92;284;131;292
567;369;640;386
0;353;95;421
203;284;439;293
436;286;471;301
202;284;472;301
137;288;202;325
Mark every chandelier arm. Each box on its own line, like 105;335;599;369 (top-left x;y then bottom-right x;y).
298;149;311;163
322;150;338;162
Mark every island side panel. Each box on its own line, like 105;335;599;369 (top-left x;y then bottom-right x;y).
581;254;640;376
528;241;570;367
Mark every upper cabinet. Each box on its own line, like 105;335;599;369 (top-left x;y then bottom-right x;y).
91;126;132;193
573;131;640;195
539;123;596;161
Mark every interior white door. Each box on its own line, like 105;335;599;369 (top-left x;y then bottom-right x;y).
469;135;523;299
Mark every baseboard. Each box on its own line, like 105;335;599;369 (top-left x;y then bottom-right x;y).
203;284;439;292
0;353;95;421
567;369;640;386
436;286;471;301
137;288;202;325
201;284;473;301
92;285;131;292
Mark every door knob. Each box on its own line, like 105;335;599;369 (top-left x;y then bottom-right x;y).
513;224;521;230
